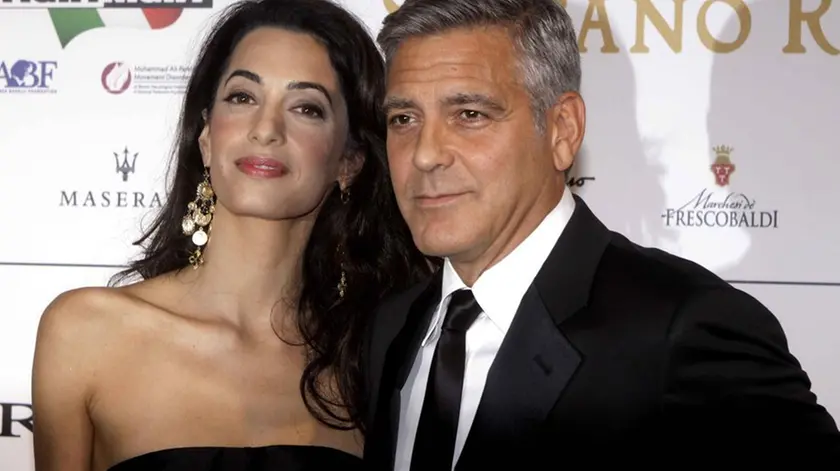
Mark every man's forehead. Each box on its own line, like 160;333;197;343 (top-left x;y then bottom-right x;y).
387;62;496;89
388;27;516;71
386;39;519;98
385;75;497;102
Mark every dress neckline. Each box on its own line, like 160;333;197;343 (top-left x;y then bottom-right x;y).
107;443;362;470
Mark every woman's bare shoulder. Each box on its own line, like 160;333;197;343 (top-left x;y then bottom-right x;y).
39;286;128;335
36;276;178;350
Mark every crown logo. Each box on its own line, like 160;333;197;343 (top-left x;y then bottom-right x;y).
114;147;139;182
710;145;735;187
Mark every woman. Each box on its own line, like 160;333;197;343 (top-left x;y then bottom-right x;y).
30;0;432;470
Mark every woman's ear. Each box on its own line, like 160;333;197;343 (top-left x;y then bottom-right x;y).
198;109;211;167
338;150;364;190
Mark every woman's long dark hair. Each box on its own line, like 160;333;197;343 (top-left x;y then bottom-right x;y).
111;0;434;431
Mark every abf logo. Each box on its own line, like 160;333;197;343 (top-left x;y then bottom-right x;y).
0;59;57;93
0;0;214;48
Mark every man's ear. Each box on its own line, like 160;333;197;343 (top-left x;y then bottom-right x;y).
338;150;364;191
547;92;586;173
198;109;211;167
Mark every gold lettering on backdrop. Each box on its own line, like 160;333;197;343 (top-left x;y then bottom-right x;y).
578;0;619;53
631;0;686;53
384;0;398;14
784;0;839;55
697;0;751;53
383;0;836;55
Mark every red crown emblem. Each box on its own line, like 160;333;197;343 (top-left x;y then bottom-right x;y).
710;145;735;187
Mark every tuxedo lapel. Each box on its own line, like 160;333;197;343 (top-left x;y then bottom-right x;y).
369;270;441;470
456;195;611;468
393;277;441;390
457;285;580;469
534;195;611;326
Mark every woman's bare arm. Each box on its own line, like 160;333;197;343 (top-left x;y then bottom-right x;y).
32;290;99;471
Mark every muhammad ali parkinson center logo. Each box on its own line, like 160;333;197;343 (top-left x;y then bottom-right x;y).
661;145;779;229
59;146;163;208
0;0;212;48
101;61;190;95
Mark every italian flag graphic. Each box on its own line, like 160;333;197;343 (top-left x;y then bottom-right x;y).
49;8;182;48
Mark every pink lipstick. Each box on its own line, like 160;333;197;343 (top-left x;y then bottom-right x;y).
235;156;287;178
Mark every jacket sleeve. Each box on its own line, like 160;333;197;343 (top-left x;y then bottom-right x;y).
662;286;840;456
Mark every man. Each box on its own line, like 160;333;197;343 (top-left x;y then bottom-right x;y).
362;0;839;468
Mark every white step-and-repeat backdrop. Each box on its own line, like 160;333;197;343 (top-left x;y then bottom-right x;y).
1;0;838;468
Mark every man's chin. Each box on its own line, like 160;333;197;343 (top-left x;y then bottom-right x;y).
414;238;471;262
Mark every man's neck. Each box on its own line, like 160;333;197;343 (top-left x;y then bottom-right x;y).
450;184;565;286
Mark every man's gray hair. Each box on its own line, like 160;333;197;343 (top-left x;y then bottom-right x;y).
377;0;581;132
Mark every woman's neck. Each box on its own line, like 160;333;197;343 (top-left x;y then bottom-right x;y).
179;207;316;336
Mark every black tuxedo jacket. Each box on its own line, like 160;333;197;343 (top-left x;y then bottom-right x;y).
362;196;839;468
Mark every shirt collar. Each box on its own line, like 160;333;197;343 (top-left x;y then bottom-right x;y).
421;187;576;345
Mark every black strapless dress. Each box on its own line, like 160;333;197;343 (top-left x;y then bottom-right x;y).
107;445;363;470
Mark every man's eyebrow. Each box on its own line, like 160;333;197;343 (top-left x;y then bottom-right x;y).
442;92;505;112
382;93;506;114
382;96;416;115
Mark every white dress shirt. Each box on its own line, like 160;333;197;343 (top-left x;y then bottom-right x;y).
394;188;576;471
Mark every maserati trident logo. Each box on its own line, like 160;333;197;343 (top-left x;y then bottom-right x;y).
58;145;163;208
114;146;138;182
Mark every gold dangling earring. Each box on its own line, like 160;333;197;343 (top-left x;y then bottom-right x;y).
338;268;347;299
337;185;350;298
182;167;215;268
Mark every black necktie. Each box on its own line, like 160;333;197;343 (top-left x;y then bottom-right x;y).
410;289;483;471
